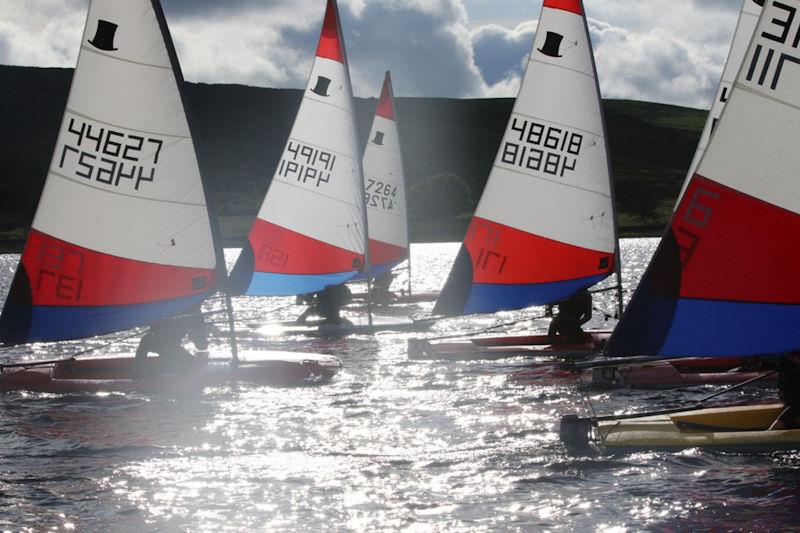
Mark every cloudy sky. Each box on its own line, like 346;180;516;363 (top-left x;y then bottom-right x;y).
0;0;742;109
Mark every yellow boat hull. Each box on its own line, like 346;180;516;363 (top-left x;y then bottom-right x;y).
598;404;800;451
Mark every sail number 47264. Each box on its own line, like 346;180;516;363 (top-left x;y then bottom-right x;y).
501;117;583;178
364;178;397;211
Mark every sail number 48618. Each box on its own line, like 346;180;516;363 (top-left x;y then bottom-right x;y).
500;117;583;178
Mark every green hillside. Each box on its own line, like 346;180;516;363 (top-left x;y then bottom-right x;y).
0;66;707;251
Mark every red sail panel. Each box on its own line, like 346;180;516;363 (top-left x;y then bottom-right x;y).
316;0;344;63
543;0;583;15
369;238;407;265
376;72;396;121
21;230;216;307
673;175;800;304
463;217;613;285
249;218;364;275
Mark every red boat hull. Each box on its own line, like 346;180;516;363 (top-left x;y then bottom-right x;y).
0;352;342;394
409;331;612;361
511;357;778;389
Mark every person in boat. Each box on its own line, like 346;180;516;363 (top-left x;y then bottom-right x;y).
770;354;800;430
296;284;353;326
133;306;209;377
370;271;398;303
547;289;592;344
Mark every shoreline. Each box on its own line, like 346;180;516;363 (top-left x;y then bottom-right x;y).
0;227;663;255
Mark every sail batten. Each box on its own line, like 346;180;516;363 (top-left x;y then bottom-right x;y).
434;0;616;316
607;0;800;358
0;0;220;345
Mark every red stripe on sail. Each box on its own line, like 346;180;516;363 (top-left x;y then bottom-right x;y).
673;175;800;304
464;217;613;284
369;238;407;265
316;0;344;63
543;0;583;15
21;230;217;307
250;218;364;275
376;72;396;121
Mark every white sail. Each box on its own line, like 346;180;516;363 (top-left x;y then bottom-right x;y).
607;0;800;357
230;0;366;296
360;71;409;277
0;0;219;344
676;0;763;205
434;0;616;316
36;0;215;270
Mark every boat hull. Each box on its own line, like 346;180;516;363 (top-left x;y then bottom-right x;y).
408;331;612;361
0;352;342;394
595;404;800;452
592;357;778;389
258;316;437;337
350;290;440;304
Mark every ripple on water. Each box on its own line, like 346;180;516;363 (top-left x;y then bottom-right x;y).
1;241;799;531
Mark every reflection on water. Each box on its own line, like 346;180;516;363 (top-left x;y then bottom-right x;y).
0;240;798;531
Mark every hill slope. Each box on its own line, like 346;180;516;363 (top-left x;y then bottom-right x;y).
0;66;707;249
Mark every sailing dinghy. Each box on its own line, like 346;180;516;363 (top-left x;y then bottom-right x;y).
0;0;341;392
349;71;438;305
580;0;767;387
229;2;431;336
412;0;621;360
561;0;800;450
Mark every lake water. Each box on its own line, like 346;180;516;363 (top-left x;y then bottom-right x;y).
1;240;798;532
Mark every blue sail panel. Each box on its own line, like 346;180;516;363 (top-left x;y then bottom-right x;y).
0;294;208;346
462;274;610;315
242;271;359;297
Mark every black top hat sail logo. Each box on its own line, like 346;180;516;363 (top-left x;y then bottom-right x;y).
311;76;332;97
538;31;564;58
88;20;119;51
372;131;385;146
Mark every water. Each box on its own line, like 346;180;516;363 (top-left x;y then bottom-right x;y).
1;240;799;532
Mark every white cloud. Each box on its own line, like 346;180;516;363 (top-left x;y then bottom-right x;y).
471;21;535;88
0;0;744;108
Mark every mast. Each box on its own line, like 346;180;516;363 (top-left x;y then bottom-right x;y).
391;71;414;299
579;0;624;319
151;0;239;363
332;0;373;326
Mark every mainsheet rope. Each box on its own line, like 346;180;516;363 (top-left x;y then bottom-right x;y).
0;300;299;369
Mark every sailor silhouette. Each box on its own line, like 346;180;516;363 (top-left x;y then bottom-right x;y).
311;76;332;97
539;31;564;58
88;20;119;51
372;131;385;146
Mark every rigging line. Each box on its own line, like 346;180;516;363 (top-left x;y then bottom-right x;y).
697;369;778;405
0;328;147;370
589;285;623;294
586;370;779;425
423;314;548;342
574;371;600;445
223;302;298;326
